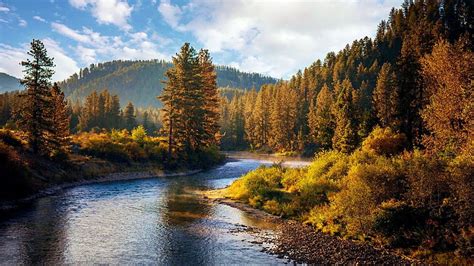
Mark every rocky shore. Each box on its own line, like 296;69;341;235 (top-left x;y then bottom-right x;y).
214;198;412;264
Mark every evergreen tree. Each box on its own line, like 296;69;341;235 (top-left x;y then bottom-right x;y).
332;79;358;153
373;63;400;129
270;83;297;151
159;43;209;156
17;39;55;156
308;84;335;149
50;82;70;155
124;102;136;130
198;49;221;146
251;85;272;149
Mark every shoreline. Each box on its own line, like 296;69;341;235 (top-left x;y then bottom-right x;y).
205;192;413;264
0;168;203;213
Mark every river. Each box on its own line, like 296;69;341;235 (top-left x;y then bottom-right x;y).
0;156;310;264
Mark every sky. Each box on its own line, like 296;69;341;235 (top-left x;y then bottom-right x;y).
0;0;403;81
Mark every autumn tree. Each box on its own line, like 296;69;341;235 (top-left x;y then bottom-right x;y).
50;82;70;155
420;38;473;155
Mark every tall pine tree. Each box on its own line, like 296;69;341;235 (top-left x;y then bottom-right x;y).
18;39;55;156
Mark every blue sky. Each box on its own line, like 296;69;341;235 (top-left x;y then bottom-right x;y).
0;0;402;81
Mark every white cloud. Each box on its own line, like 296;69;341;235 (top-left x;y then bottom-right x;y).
158;0;402;78
42;38;80;81
33;16;46;22
51;22;169;65
68;0;133;30
52;22;93;44
0;6;9;12
157;0;182;29
18;19;27;27
0;39;79;81
0;44;25;79
76;45;97;65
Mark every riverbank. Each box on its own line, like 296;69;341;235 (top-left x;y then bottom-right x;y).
204;192;411;264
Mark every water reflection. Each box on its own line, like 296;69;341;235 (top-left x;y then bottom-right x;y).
0;158;304;264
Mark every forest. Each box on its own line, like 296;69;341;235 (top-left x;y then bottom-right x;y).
0;0;472;263
222;0;473;261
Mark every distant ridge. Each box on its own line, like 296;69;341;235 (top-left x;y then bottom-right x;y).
0;73;22;92
59;59;278;107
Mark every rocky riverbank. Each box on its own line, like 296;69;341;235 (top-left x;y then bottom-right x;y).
209;197;412;264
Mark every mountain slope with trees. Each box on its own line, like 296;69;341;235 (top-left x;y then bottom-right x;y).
59;60;277;107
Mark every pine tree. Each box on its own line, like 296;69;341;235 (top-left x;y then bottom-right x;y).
198;49;220;146
50;82;70;155
243;89;258;149
124;102;136;130
308;84;335;149
109;94;121;129
332;79;358;153
17;39;55;156
373;63;400;129
251;85;272;149
270;83;297;151
159;43;206;156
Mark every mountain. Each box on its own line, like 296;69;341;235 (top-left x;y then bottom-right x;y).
59;59;278;107
0;73;22;92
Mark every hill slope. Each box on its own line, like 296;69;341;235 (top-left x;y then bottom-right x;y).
0;73;22;92
59;60;277;107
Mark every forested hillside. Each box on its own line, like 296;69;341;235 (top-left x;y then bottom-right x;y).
220;0;473;153
59;60;277;107
0;73;22;92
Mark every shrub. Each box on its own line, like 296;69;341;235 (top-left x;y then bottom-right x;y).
131;125;147;144
372;199;425;247
226;166;283;201
281;168;305;192
263;199;282;215
306;151;348;181
362;127;406;156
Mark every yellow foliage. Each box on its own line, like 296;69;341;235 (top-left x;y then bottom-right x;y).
361;126;406;156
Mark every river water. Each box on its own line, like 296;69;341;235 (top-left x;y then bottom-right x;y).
0;156;310;264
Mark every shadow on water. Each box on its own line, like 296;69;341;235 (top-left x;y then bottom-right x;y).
0;157;307;264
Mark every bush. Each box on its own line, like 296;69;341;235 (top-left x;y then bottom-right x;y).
226;166;283;201
306;151;348;181
372;199;425;247
131;125;147;144
362;127;406;156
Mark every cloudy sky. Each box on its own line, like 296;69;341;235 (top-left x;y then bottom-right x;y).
0;0;402;81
